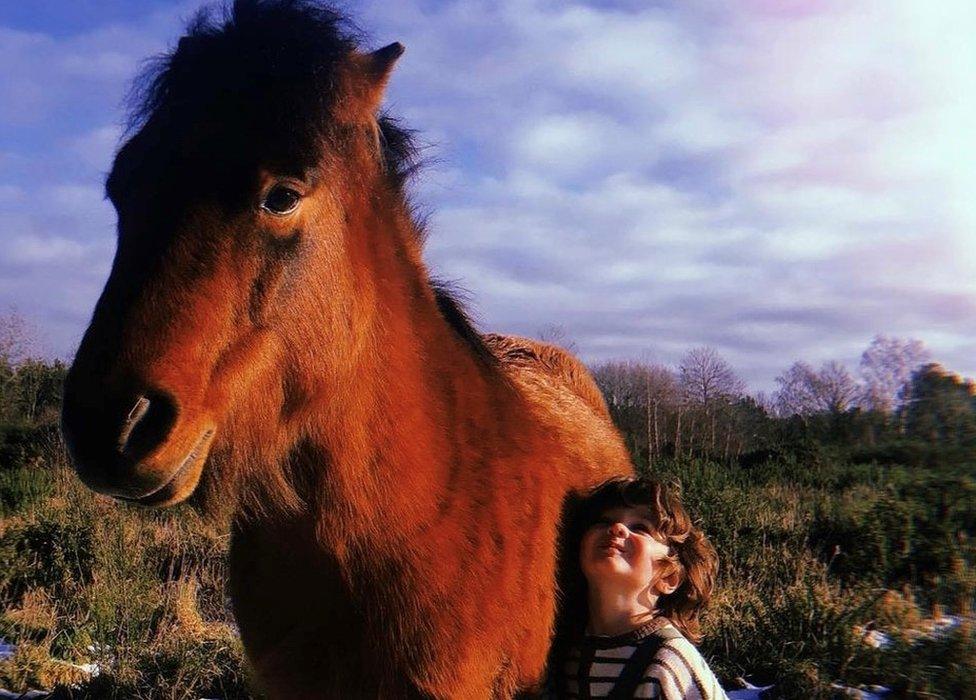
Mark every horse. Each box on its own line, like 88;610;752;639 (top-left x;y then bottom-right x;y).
60;1;632;697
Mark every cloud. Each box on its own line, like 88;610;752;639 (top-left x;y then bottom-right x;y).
0;5;195;357
1;0;973;387
69;124;123;172
5;234;89;266
513;112;628;175
368;0;975;386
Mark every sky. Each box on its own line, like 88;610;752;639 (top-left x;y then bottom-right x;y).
1;0;974;391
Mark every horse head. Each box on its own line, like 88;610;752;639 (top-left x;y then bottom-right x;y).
61;1;408;509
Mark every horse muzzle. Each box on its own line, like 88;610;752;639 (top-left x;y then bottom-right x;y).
62;384;216;506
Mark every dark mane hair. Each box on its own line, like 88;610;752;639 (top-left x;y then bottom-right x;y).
125;0;420;193
431;279;499;368
119;0;492;365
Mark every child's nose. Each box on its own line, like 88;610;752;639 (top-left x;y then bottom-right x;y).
608;522;628;537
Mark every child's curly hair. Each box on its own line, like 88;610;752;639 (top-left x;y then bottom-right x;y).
558;476;718;643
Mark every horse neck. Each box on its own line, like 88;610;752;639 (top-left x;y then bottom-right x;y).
300;188;510;544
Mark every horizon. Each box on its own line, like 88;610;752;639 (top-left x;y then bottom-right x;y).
1;0;974;392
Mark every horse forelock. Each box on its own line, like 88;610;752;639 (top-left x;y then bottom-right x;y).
121;0;422;213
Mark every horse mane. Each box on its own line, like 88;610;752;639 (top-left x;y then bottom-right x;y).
431;280;499;368
121;0;493;366
127;0;421;187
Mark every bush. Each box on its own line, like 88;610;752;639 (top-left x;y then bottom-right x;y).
0;467;53;517
0;423;60;471
849;438;930;468
647;453;976;697
0;461;249;698
0;518;97;601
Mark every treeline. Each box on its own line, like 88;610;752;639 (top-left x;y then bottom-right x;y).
2;310;975;473
589;335;976;468
0;359;65;428
0;314;67;469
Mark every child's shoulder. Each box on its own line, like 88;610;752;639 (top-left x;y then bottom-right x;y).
644;626;705;676
641;624;728;700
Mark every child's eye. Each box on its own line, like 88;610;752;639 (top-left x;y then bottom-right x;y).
631;523;652;534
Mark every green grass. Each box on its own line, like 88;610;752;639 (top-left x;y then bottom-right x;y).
0;440;973;697
649;457;976;698
0;449;250;698
0;466;53;517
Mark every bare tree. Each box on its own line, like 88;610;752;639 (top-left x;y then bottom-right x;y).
753;390;776;415
591;360;645;412
773;361;820;417
538;323;577;352
678;346;745;408
0;310;34;366
641;364;678;461
678;347;744;453
591;360;680;461
774;360;859;417
860;335;931;413
817;360;860;414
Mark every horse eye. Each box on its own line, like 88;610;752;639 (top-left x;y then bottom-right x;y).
262;185;301;215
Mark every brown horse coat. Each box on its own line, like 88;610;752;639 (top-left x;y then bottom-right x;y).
60;2;632;697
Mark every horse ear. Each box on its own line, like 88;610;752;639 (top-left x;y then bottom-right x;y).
343;42;404;119
367;42;405;82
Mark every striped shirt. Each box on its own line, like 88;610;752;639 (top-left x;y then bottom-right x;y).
547;618;728;700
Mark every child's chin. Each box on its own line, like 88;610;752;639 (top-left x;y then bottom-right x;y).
584;554;628;579
594;553;629;570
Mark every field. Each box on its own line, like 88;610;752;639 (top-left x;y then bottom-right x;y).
0;437;249;699
680;455;976;698
0;435;974;698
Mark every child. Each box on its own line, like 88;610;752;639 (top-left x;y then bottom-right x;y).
547;477;727;699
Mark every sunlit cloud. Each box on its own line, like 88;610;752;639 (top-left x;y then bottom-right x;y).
0;0;972;387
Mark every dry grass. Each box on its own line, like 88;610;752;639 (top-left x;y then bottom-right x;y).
0;441;973;697
0;441;249;698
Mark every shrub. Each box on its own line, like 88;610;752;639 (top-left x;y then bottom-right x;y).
0;423;60;471
0;467;53;517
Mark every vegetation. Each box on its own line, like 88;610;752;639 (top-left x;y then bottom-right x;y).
0;314;250;698
0;458;249;698
591;335;976;698
667;457;976;698
0;316;973;697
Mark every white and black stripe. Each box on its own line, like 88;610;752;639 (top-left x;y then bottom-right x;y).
545;619;727;700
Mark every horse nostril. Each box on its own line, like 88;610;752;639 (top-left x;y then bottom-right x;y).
117;392;178;461
118;396;150;452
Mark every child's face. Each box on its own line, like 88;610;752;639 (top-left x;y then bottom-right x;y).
580;505;672;595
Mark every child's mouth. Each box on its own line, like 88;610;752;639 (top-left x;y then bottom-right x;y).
600;540;625;555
